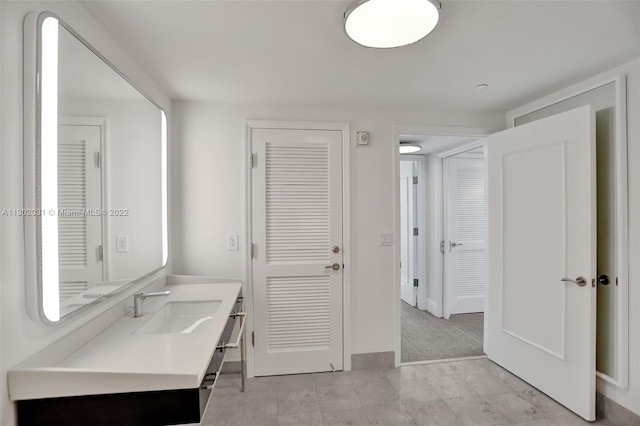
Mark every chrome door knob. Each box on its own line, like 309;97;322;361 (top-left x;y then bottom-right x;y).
451;242;464;248
598;274;611;285
325;263;341;271
561;276;587;287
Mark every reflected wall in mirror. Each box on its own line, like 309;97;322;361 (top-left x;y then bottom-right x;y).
25;12;168;323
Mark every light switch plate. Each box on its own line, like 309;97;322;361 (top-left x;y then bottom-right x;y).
378;232;393;246
227;234;239;251
116;236;129;253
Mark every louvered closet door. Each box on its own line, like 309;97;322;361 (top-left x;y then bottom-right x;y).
58;124;103;301
447;158;486;314
251;128;343;376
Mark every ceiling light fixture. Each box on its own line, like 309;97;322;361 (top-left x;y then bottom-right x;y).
399;145;422;154
344;0;440;49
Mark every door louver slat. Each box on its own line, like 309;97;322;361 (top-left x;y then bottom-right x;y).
265;143;330;263
455;168;485;241
59;282;88;301
267;276;331;350
58;139;87;269
456;250;486;297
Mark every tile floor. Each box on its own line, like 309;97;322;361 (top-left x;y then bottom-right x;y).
201;358;622;426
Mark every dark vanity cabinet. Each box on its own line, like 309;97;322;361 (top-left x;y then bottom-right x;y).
17;295;245;426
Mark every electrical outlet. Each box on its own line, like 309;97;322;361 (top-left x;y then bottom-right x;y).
227;234;239;251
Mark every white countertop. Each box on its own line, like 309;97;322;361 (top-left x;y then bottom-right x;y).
8;281;242;401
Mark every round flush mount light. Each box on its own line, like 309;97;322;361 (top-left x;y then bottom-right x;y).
344;0;441;49
399;144;422;154
476;83;489;90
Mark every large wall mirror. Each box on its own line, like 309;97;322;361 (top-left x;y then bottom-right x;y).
24;12;168;323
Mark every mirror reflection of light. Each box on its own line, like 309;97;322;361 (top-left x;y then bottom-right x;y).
41;17;60;322
161;111;168;266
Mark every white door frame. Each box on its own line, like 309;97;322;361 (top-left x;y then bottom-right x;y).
244;120;351;378
393;125;493;367
507;75;628;389
439;140;486;319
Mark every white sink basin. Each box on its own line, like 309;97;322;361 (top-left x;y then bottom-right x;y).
134;300;222;335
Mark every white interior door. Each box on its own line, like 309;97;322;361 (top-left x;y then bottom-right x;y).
400;161;416;306
445;157;486;315
57;124;103;301
486;105;596;421
251;127;343;376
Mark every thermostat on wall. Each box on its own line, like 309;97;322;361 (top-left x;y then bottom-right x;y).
356;131;370;145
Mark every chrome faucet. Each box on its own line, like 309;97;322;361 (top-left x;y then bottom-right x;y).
133;291;171;317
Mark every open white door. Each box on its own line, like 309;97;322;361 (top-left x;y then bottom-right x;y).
444;157;486;315
486;106;596;421
400;161;416;306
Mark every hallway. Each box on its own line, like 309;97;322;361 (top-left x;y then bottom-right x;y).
401;302;484;363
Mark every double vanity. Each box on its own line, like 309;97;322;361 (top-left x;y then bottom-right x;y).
9;280;244;425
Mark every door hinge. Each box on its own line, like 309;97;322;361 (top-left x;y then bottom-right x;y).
252;331;255;347
250;243;255;258
413;176;418;185
250;153;256;169
413;227;419;236
413;278;419;287
95;152;101;168
98;245;103;261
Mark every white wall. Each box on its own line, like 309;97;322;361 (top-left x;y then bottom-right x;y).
0;2;171;424
171;101;504;357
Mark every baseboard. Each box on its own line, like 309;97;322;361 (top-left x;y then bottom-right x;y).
424;297;442;317
596;392;640;424
351;352;394;370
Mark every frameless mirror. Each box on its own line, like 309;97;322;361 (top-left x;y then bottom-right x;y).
25;12;168;323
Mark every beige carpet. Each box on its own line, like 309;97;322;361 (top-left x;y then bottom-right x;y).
401;302;484;363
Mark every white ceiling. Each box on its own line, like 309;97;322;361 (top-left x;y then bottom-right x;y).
80;0;640;112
